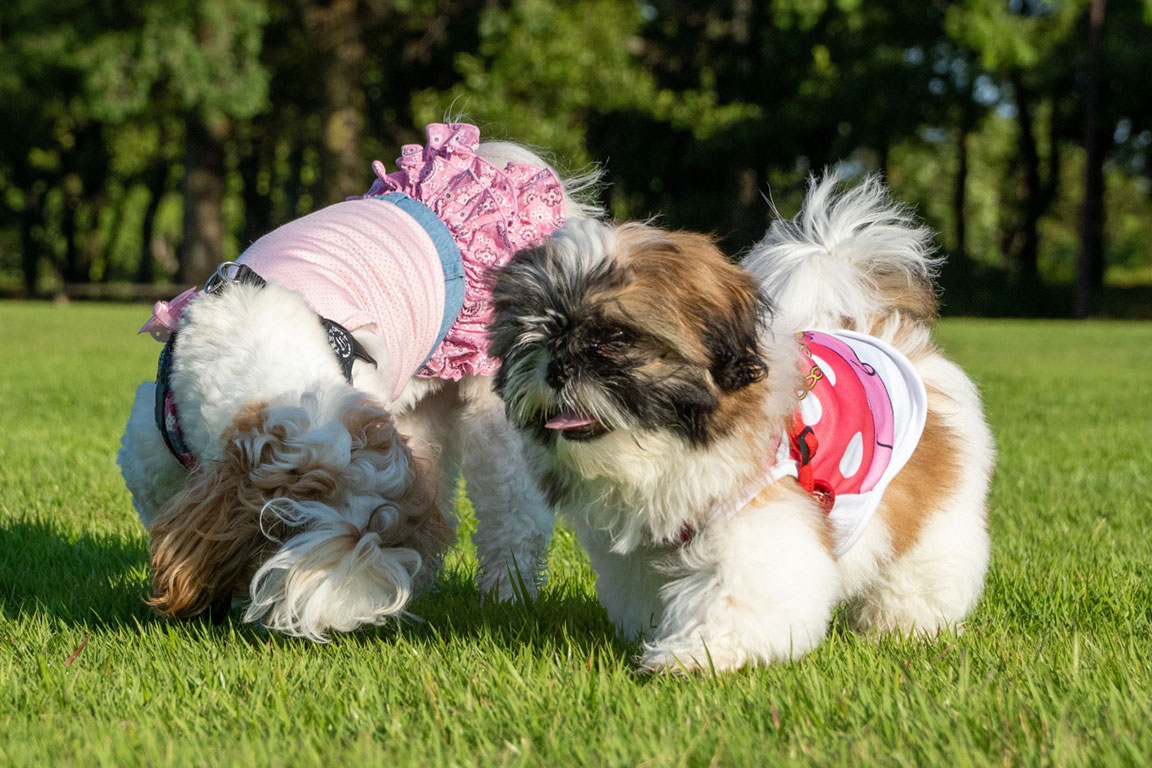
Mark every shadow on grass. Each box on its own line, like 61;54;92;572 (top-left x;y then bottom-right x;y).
399;567;630;653
0;517;152;628
0;516;627;659
206;568;631;660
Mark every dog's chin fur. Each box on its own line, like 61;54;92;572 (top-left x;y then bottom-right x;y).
119;139;594;640
490;174;994;672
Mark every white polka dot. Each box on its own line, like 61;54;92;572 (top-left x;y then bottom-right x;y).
839;432;864;478
811;354;836;385
799;392;822;425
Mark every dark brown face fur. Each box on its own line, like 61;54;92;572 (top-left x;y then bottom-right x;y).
489;222;770;448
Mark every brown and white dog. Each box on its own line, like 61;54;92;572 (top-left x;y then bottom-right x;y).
488;175;994;672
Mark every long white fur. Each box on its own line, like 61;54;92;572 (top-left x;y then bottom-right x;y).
236;387;423;642
119;382;189;529
744;172;941;331
119;139;595;639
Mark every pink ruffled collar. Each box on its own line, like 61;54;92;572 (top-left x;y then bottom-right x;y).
364;123;567;380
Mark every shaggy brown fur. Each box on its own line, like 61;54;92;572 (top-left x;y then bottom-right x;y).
148;400;447;619
602;226;771;438
876;394;963;556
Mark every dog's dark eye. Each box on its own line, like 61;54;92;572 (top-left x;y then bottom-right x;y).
584;325;636;355
604;327;632;345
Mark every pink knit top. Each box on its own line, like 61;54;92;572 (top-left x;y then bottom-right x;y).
141;124;567;401
238;198;447;399
239;123;567;399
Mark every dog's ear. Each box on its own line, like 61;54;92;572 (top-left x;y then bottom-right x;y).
638;229;770;393
704;273;770;393
147;405;283;619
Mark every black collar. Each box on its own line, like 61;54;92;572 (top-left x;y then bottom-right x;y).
154;262;377;470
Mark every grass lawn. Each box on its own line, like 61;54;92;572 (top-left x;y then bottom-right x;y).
1;301;1150;766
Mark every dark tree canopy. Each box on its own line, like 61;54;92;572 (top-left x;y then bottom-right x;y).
1;0;1149;315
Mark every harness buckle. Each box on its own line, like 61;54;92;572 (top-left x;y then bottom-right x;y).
204;262;266;294
204;261;242;293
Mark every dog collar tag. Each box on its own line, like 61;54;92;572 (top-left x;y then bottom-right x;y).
320;317;377;384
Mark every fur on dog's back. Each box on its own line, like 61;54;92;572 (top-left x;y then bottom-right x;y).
743;173;941;336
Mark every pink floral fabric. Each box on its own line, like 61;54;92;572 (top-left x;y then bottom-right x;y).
364;123;567;380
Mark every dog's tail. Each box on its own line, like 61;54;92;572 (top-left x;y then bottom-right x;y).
743;172;941;334
476;140;604;221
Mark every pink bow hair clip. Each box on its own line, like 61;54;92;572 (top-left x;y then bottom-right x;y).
138;287;199;342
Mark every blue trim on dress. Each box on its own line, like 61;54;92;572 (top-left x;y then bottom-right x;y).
371;193;465;365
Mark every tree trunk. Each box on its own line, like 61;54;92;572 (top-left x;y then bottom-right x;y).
61;195;83;283
727;165;766;252
240;133;275;247
179;112;229;285
953;127;969;259
1076;0;1107;319
300;0;367;205
953;62;977;261
1011;71;1041;285
20;200;40;296
138;161;169;284
283;139;306;222
877;133;891;183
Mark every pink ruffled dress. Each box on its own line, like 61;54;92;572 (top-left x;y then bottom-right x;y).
365;123;567;381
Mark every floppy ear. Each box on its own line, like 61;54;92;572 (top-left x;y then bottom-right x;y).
705;280;770;392
146;404;285;619
655;232;768;393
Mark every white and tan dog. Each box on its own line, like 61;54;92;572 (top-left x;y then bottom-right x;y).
489;175;994;672
119;124;597;641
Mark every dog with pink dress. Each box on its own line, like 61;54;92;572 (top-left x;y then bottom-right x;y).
118;123;598;640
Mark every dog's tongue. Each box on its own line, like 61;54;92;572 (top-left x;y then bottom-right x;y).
544;412;598;430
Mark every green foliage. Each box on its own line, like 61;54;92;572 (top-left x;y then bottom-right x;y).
2;304;1152;764
0;0;1151;309
82;0;270;123
413;0;653;164
943;0;1087;71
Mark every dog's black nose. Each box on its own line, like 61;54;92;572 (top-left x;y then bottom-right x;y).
546;358;570;390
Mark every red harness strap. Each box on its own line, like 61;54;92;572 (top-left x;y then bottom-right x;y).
788;411;835;511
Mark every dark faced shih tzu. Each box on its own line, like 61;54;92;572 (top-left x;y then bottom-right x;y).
488;175;994;672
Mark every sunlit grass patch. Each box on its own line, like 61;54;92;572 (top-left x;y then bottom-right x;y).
1;303;1149;766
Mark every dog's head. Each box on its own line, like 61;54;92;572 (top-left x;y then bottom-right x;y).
118;281;448;639
489;219;771;489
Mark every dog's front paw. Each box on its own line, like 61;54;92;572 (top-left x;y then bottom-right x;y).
478;563;539;603
638;640;746;675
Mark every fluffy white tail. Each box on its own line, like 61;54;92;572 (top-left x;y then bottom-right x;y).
743;173;941;333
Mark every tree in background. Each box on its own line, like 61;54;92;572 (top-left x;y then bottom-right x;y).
0;0;117;292
1;0;1150;316
605;0;955;250
84;0;271;284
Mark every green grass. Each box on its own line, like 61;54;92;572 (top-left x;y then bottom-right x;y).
1;302;1150;766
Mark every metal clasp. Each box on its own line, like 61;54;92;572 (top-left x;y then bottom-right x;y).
203;261;244;294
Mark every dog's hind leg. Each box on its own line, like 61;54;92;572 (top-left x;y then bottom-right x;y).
456;376;555;601
851;494;990;637
851;356;994;636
